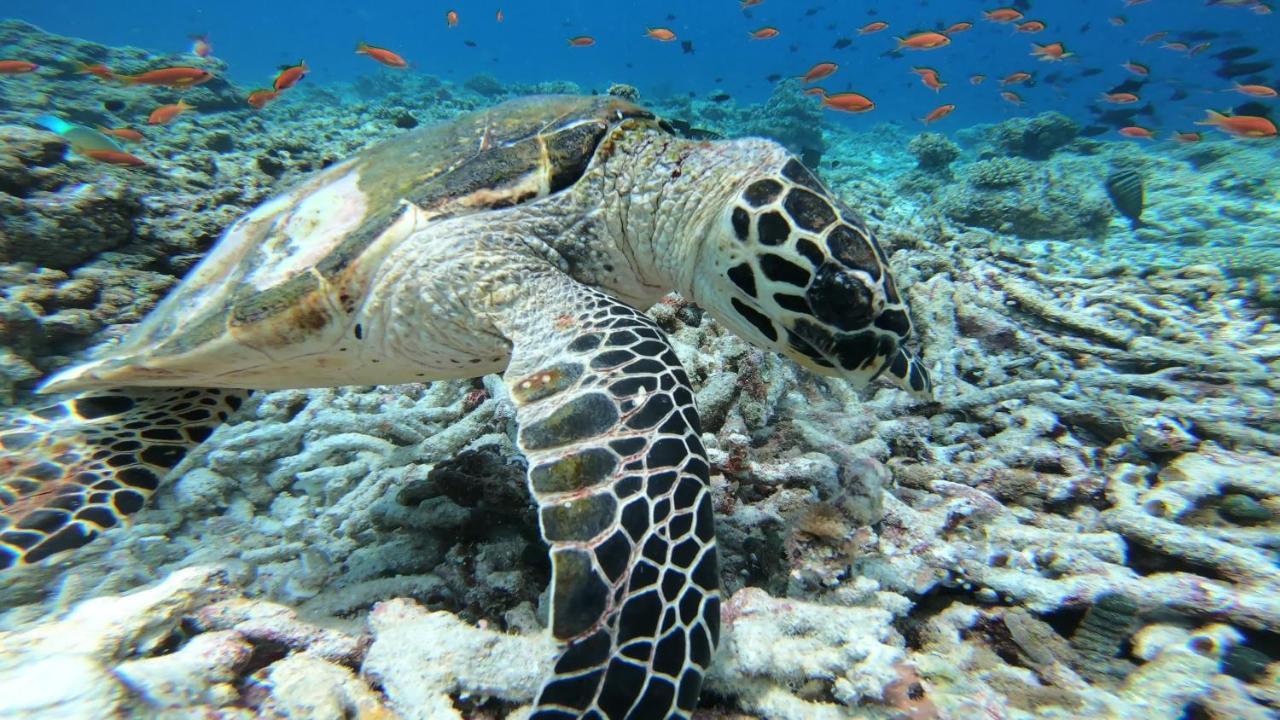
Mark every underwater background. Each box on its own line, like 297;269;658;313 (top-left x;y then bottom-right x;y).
1;0;1278;718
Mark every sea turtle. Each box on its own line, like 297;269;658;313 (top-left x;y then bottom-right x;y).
0;95;931;718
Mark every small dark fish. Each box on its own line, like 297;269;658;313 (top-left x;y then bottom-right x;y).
766;73;782;82
1214;46;1258;62
1233;101;1274;118
1216;61;1273;80
666;13;676;20
1137;103;1156;117
1081;124;1111;137
1169;87;1189;101
710;91;731;102
681;40;694;54
805;7;821;16
1108;78;1147;95
1182;30;1220;42
1013;0;1031;10
1082;67;1103;77
715;77;724;83
1094;107;1141;127
464;40;477;47
833;37;853;49
1105;166;1145;230
1080;22;1091;33
666;118;722;141
788;43;800;53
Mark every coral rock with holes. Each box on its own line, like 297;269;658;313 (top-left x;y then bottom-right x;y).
2;24;1279;720
0;91;933;720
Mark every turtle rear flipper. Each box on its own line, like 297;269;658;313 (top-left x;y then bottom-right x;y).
498;269;719;720
0;388;247;570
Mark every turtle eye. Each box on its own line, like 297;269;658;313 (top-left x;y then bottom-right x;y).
806;262;875;332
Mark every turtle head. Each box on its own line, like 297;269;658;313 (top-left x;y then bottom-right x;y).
687;146;932;399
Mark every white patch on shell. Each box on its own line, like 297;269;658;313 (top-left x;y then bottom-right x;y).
125;158;362;341
243;164;370;291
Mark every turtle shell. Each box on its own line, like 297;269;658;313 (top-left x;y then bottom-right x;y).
44;95;659;392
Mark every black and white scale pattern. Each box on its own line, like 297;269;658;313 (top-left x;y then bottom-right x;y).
504;281;719;720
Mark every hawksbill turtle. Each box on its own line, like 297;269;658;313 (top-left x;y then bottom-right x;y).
0;95;931;719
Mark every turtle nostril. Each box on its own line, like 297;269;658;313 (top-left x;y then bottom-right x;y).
806;263;873;332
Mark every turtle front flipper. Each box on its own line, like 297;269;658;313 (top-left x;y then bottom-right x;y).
884;346;933;400
498;273;719;720
0;388;247;570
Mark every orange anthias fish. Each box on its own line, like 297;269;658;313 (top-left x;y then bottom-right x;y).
749;27;781;40
984;8;1024;23
645;27;677;42
1101;92;1140;104
0;60;39;74
247;89;281;109
970;74;987;85
79;63;115;80
568;35;596;47
921;104;956;124
1140;31;1168;45
1031;42;1071;61
273;60;308;91
1161;42;1189;52
858;21;889;34
1015;20;1047;33
821;92;875;112
1174;131;1202;143
1109;15;1127;26
1001;90;1025;105
117;66;213;87
190;34;212;58
95;126;144;142
356;41;410;67
1196;110;1278;138
946;22;973;33
800;62;838;83
1230;83;1277;97
1000;71;1031;86
912;66;946;91
741;0;765;7
148;100;193;125
1119;126;1156;139
897;32;951;50
79;149;147;167
447;10;458;27
496;9;504;22
803;86;826;96
1122;61;1150;76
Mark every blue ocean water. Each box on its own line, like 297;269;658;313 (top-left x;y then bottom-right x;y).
8;0;1277;129
2;2;1280;719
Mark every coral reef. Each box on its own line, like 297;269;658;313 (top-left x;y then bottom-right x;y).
966;157;1035;189
1;19;1279;720
982;111;1081;160
938;155;1113;239
908;132;960;171
741;80;826;167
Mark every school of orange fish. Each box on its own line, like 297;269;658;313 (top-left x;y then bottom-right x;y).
0;3;1274;170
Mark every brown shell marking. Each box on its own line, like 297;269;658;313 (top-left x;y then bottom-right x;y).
41;96;659;393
